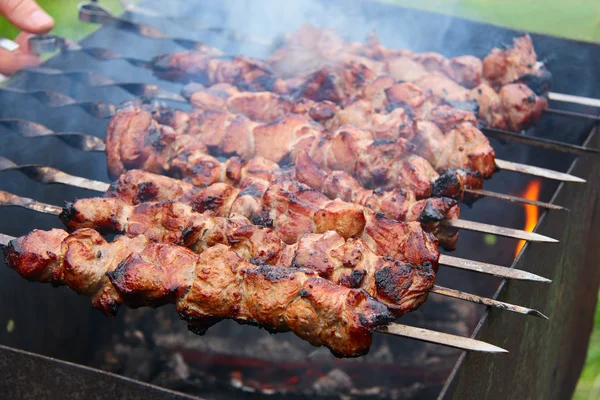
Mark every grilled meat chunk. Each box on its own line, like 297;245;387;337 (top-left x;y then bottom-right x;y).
498;83;548;131
4;229;395;357
482;34;551;93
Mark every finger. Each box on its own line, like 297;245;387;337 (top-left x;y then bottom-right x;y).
0;0;55;34
0;43;41;76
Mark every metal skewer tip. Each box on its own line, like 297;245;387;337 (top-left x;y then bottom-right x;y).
442;219;558;243
545;108;600;122
465;188;567;211
495;159;586;183
377;323;508;353
483;127;600;157
0;233;15;247
439;255;551;283
548;92;600;109
431;285;548;319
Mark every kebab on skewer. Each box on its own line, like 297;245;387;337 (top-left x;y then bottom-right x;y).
269;23;551;94
107;101;482;204
150;35;548;132
181;82;497;181
3;228;396;357
60;186;441;266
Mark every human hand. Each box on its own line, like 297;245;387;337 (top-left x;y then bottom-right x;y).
0;0;55;76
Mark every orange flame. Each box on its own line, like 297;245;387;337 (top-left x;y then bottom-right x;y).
515;180;542;257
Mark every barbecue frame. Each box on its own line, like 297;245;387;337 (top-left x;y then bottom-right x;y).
0;1;599;399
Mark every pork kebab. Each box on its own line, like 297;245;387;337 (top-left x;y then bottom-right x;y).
107;101;483;207
3;228;400;357
64;166;458;251
181;82;497;185
150;31;548;132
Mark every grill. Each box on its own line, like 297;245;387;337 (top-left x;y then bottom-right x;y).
0;1;599;399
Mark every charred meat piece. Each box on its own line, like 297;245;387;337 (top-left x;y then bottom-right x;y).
4;229;395;357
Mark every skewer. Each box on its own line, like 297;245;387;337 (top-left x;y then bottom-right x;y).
0;87;115;119
545;108;600;122
482;127;600;157
77;2;260;50
12;68;597;164
0;227;509;354
548;92;600;109
442;219;557;243
16;67;187;103
464;188;566;211
24;36;599;161
377;324;508;353
431;285;548;319
495;159;585;183
0;157;109;192
0;119;105;151
0;191;545;317
438;255;551;283
0;189;551;283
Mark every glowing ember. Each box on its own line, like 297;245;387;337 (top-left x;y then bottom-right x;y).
515;180;542;257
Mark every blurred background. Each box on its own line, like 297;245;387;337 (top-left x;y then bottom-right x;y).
0;0;598;398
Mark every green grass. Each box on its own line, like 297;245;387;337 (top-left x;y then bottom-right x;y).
0;1;599;398
574;295;600;399
0;0;121;41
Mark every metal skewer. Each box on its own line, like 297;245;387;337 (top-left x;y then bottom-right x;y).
0;119;105;151
377;323;508;353
431;285;547;319
16;67;187;103
438;255;551;283
495;159;585;183
548;92;600;109
0;157;109;192
71;4;600;127
464;188;566;211
0;87;116;119
77;2;261;50
482;127;600;157
0;188;551;283
544;108;600;122
0;225;508;353
0;107;587;186
442;219;557;243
